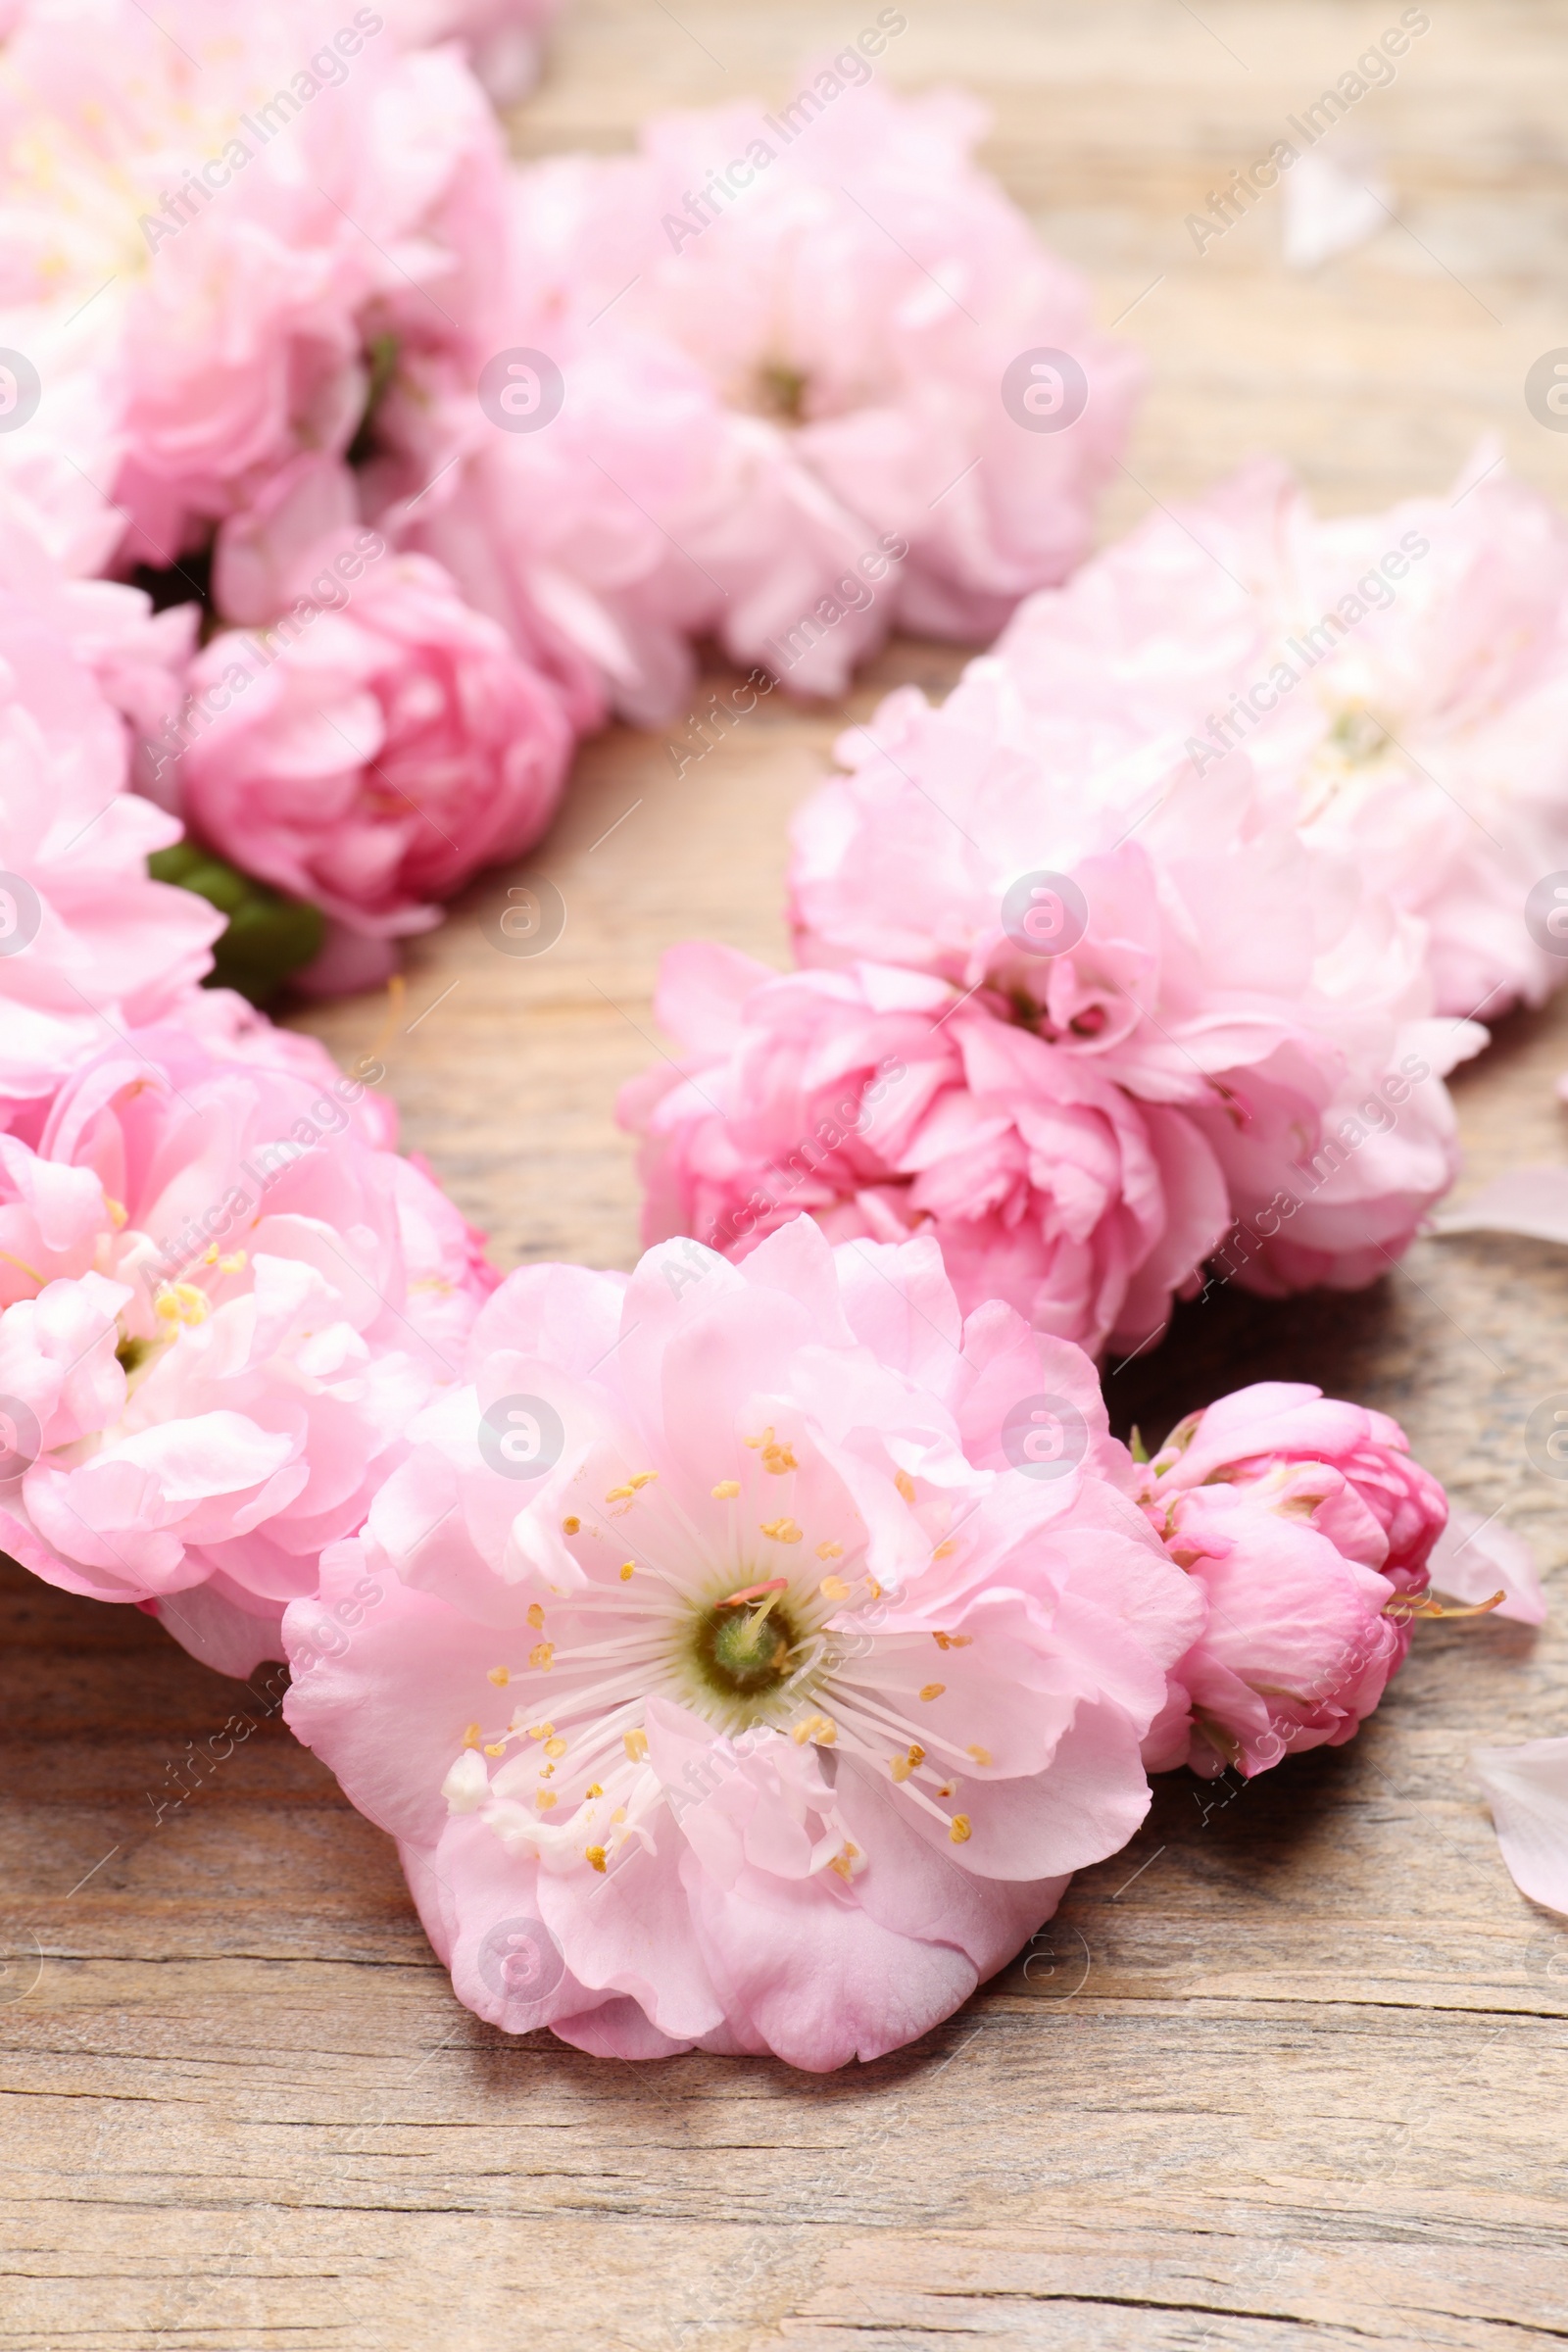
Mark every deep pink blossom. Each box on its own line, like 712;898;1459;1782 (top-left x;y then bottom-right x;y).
283;1218;1201;2069
618;943;1230;1358
176;484;573;987
1134;1383;1446;1776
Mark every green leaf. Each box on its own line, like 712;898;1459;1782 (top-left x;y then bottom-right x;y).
149;844;324;1007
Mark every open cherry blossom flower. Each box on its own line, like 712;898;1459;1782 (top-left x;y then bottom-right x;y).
283;1219;1202;2069
0;1019;496;1673
618;943;1231;1357
450;75;1138;717
1472;1739;1568;1916
788;660;1481;1303
1134;1383;1450;1776
991;450;1568;1021
0;0;507;565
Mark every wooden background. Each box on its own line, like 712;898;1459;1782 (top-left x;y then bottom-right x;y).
7;2;1568;2344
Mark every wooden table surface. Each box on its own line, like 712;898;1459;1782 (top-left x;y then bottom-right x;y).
7;3;1568;2345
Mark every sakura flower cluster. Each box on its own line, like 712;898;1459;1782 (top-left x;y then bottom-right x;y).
279;1223;1464;2065
623;641;1481;1357
0;0;1137;990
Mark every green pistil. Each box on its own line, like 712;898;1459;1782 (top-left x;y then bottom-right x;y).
691;1595;800;1700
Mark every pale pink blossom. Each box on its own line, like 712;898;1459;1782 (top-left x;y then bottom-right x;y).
1134;1383;1447;1777
383;0;564;103
0;593;220;1111
0;1021;496;1667
0;0;508;566
789;660;1482;1301
282;1217;1201;2069
444;79;1138;719
175;502;573;987
993;450;1568;1021
618;943;1230;1358
1471;1739;1568;1917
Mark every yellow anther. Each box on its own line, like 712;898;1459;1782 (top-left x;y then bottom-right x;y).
155;1282;209;1326
624;1729;649;1762
890;1755;912;1783
966;1744;993;1767
585;1783;603;1799
933;1632;972;1651
586;1845;608;1874
760;1517;803;1544
462;1722;481;1749
761;1442;798;1475
937;1783;955;1797
906;1743;924;1768
895;1470;915;1503
829;1850;855;1880
792;1713;836;1746
527;1721;554;1740
711;1480;741;1499
105;1198;128;1230
949;1814;972;1844
931;1541;956;1560
218;1251;247;1274
536;1789;558;1810
487;1665;510;1688
606;1485;633;1501
563;1515;580;1534
919;1683;945;1701
819;1574;851;1601
743;1427;771;1449
544;1737;567;1759
619;1561;635;1581
864;1577;881;1600
610;1807;625;1825
526;1601;545;1630
628;1471;659;1490
483;1742;507;1757
815;1540;843;1560
528;1642;555;1672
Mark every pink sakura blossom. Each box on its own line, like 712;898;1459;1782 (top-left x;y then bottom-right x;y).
0;590;220;1111
0;0;507;566
1134;1383;1448;1777
435;78;1137;719
383;0;564;103
993;449;1568;1021
0;1020;496;1673
618;943;1230;1359
282;1218;1202;2070
172;464;572;992
788;659;1481;1304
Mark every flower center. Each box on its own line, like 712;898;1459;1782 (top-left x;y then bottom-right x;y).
689;1591;803;1702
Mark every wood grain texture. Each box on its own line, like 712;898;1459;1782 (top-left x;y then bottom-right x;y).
6;3;1568;2346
